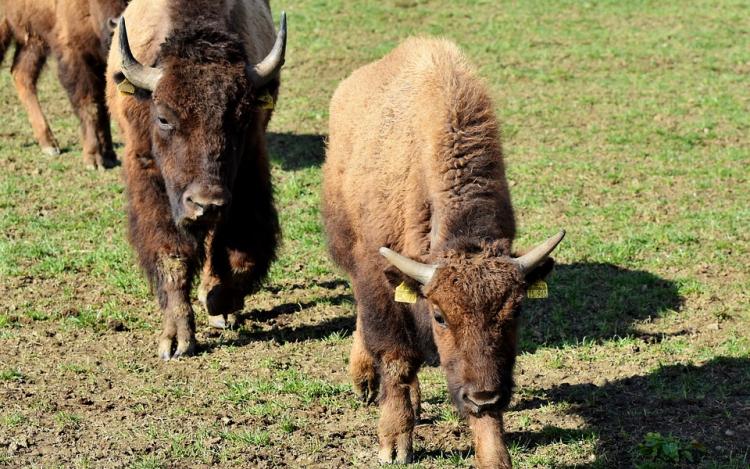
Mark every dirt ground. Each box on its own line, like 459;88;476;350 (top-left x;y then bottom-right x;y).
1;266;748;468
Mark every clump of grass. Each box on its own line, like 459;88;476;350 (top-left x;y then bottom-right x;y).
55;411;81;430
221;428;270;446
0;368;22;381
638;432;706;464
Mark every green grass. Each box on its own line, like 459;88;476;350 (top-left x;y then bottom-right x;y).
1;0;749;468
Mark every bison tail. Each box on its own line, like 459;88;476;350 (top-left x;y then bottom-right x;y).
0;17;11;66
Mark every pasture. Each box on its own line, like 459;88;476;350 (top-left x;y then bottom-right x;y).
1;0;748;467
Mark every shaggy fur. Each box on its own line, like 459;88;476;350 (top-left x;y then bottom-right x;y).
106;0;280;360
323;37;557;468
0;0;126;168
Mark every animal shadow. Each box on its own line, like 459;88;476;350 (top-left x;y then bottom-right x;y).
267;131;326;170
521;262;685;353
509;356;750;468
198;290;355;353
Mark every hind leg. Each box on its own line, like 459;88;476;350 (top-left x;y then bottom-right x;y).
57;55;116;170
11;38;60;156
350;313;380;404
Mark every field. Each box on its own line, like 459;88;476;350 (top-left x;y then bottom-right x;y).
1;0;749;467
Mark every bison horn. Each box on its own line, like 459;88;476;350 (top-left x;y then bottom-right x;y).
246;12;287;88
118;17;163;92
379;247;437;285
514;230;566;276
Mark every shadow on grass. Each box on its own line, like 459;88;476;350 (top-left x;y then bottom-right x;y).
267;131;326;170
520;262;685;353
508;356;750;468
198;292;355;353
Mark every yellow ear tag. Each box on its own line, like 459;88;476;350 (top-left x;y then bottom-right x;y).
395;282;418;304
117;78;136;96
255;89;274;109
527;280;548;299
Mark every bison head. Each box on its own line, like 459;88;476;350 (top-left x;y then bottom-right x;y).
380;230;565;417
115;14;286;228
89;0;129;57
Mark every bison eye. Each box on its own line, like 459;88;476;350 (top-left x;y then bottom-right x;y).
433;308;447;327
157;116;173;130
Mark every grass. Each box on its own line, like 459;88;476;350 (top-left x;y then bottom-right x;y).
1;0;749;467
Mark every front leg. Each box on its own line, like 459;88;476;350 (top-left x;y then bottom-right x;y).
122;143;199;360
156;254;196;360
198;231;236;329
350;314;380;404
469;413;512;469
199;154;280;326
378;356;419;465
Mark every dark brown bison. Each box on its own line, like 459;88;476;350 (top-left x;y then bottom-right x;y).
323;37;565;468
105;0;286;359
0;0;126;169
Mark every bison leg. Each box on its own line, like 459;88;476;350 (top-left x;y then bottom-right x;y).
198;262;238;329
156;254;197;360
199;149;279;327
123;149;198;359
10;38;60;156
469;413;512;469
198;232;236;329
198;231;239;329
56;54;116;170
350;314;380;404
377;356;418;465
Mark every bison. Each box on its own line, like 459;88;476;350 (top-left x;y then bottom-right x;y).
0;0;126;169
105;0;286;359
323;37;565;468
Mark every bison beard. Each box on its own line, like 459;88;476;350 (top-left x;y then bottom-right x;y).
323;37;565;468
0;0;126;169
105;0;285;359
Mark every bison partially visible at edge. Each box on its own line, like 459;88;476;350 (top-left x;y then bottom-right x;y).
323;37;565;468
106;0;285;359
0;0;126;169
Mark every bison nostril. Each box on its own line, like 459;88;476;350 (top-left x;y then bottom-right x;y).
183;188;231;221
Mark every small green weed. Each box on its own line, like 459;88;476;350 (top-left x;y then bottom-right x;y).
129;455;166;469
0;368;22;381
221;428;270;446
638;432;706;465
55;411;81;430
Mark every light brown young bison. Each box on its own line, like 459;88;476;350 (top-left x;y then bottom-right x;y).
0;0;126;169
105;0;285;359
323;37;565;468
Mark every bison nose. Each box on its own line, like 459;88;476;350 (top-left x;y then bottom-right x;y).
182;185;231;222
461;388;502;414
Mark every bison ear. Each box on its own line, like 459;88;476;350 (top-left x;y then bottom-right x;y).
514;253;555;285
113;72;152;101
383;266;423;296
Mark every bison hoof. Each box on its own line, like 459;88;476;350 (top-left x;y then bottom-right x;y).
353;378;379;405
158;336;196;360
378;447;413;465
42;147;60;156
99;155;119;169
208;313;237;329
83;152;119;171
208;314;227;329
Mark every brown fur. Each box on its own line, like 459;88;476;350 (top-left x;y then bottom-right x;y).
323;37;557;468
0;0;126;168
105;0;281;360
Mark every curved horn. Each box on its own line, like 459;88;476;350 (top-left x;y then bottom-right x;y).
118;17;163;92
514;230;566;276
379;247;437;285
246;12;287;88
